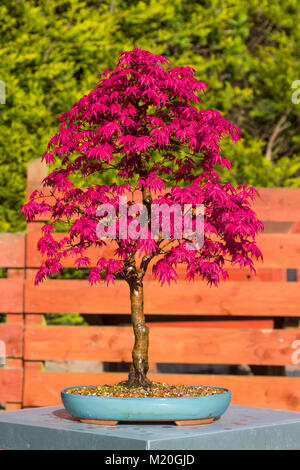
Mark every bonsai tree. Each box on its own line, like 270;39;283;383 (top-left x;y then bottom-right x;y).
21;48;263;389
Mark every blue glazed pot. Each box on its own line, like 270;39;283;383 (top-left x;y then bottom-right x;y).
61;385;231;422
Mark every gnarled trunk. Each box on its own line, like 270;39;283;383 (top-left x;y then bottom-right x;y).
120;187;153;388
127;279;151;387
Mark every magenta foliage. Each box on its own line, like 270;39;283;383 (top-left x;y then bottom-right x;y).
21;48;263;287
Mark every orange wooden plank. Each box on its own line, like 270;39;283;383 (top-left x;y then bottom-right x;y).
0;324;23;357
25;279;130;314
26;232;117;268
27;158;48;189
291;222;300;233
27;222;44;233
146;266;286;281
22;369;300;411
6;359;23;368
23;369;128;407
5;403;22;410
26;187;300;222
0;367;22;402
0;233;25;268
26;186;300;219
25;269;38;280
24;279;300;317
252;188;300;222
25;264;287;282
25;188;142;204
212;268;286;282
253;233;300;269
24;324;300;366
0;279;24;313
147;281;299;317
26;230;300;270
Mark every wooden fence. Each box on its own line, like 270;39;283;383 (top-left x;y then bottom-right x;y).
0;159;300;411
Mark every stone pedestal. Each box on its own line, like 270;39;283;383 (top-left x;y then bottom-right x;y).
0;404;299;450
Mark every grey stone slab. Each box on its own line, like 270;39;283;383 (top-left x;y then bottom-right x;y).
0;405;300;450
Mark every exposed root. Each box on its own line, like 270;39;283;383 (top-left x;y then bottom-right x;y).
119;363;152;389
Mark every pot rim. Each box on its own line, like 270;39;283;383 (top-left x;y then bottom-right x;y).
61;384;231;400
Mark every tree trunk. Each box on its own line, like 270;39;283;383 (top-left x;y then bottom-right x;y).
127;278;151;387
119;187;152;388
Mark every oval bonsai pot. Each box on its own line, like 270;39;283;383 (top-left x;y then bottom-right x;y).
61;385;231;424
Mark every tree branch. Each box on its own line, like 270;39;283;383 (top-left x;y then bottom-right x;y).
265;108;291;161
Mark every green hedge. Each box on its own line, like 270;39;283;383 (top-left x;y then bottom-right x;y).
0;0;299;232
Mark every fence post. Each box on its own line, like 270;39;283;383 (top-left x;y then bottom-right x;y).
27;158;48;190
23;159;48;407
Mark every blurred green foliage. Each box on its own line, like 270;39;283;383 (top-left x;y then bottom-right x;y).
0;0;299;233
44;313;88;325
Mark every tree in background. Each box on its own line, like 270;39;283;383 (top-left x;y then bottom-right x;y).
21;48;263;386
1;0;300;232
